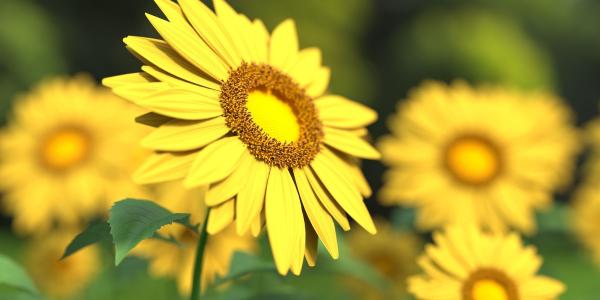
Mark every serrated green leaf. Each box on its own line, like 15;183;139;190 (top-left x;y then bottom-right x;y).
108;199;191;265
0;254;38;296
62;221;112;259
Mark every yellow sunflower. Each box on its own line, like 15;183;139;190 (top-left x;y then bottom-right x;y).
133;181;256;294
379;81;579;234
408;225;565;300
25;230;100;300
571;184;600;266
346;219;421;300
0;76;148;235
103;0;379;274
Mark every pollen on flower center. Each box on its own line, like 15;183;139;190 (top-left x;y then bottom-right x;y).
463;268;517;300
246;88;300;143
220;63;323;168
444;135;501;185
40;127;90;171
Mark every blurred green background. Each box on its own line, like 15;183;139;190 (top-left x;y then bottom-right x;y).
2;0;600;299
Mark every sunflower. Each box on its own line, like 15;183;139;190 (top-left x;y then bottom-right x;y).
346;219;421;300
133;181;256;294
0;76;148;235
571;184;600;266
379;81;579;234
408;225;565;300
25;230;100;300
103;0;379;274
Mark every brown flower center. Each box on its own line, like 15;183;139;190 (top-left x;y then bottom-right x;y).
220;63;323;168
444;135;502;186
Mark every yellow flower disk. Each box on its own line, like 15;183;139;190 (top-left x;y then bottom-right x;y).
408;225;565;300
378;81;580;234
0;76;149;235
103;0;380;274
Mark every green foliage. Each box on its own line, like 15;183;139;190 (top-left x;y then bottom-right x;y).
0;254;39;299
389;8;556;91
109;199;192;265
62;221;112;259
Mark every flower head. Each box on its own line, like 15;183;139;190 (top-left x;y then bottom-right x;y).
0;76;147;234
408;225;565;300
379;81;580;234
104;0;379;274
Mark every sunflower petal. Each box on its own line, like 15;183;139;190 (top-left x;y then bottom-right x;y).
315;95;377;128
269;19;298;72
306;67;330;98
207;199;234;234
310;152;376;234
293;168;339;259
184;137;246;187
304;223;318;267
213;0;252;63
323;127;381;160
206;152;253;206
304;167;351;231
236;160;269;235
133;88;222;120
134;152;195;184
141;117;229;151
102;72;155;89
288;47;322;87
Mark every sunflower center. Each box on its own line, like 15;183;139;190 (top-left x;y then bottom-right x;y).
463;268;518;300
246;89;300;143
40;127;90;171
444;135;500;185
220;63;322;168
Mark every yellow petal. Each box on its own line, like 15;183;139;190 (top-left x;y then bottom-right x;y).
252;19;269;62
178;0;240;68
265;167;303;275
123;36;220;89
236;159;270;235
305;67;330;98
213;0;252;63
349;163;372;198
251;212;264;237
206;152;253;206
132;88;223;120
269;19;298;72
315;95;377;128
323;127;381;160
293;168;339;259
310;152;376;234
111;82;170;102
102;72;154;89
304;223;318;267
141;65;218;93
134;152;195;184
237;14;263;63
184;137;246;187
207;199;234;234
146;14;229;81
141;117;229;151
288;47;322;87
304;167;351;231
291;220;306;275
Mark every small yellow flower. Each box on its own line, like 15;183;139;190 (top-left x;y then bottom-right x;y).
408;225;565;300
347;219;421;299
379;81;580;234
0;76;148;235
571;184;600;266
133;181;256;294
25;231;100;300
104;0;379;274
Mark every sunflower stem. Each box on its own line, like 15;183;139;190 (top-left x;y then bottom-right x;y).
190;208;210;300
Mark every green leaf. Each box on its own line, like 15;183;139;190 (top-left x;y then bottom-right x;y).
537;203;569;233
0;254;38;296
108;199;191;265
62;221;112;259
212;252;276;287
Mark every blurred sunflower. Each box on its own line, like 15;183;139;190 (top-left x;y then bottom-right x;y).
408;225;565;300
347;219;420;299
0;76;147;235
133;181;256;294
379;81;579;234
25;231;100;300
571;184;600;266
104;0;379;274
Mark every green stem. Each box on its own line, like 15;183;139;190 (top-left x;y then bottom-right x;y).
190;209;210;300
